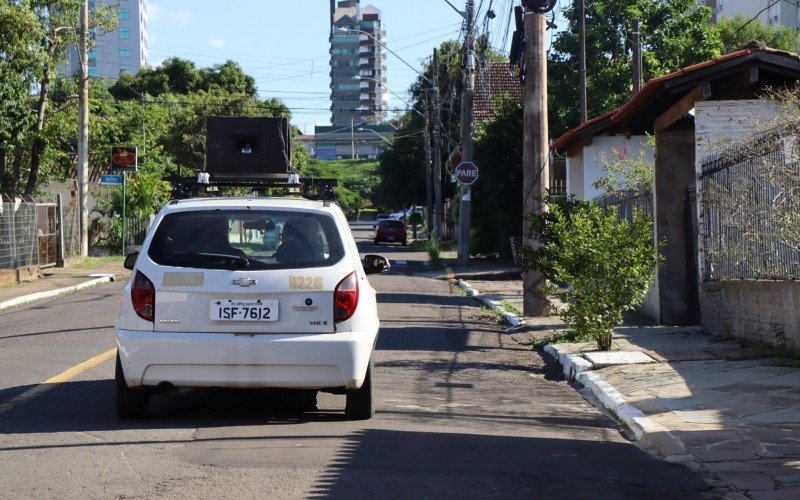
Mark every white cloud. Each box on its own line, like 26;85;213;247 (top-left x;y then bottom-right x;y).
208;38;225;48
148;3;191;25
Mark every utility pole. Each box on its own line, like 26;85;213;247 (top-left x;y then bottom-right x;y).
423;93;433;235
578;0;587;123
78;0;89;257
457;0;475;267
522;7;551;316
432;48;443;239
632;18;642;94
350;117;355;159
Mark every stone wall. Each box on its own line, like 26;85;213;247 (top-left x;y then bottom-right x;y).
701;280;800;349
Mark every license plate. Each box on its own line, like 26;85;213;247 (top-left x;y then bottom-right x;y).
387;236;395;241
211;299;279;321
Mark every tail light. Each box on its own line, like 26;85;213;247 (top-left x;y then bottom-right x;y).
131;271;155;322
334;272;359;323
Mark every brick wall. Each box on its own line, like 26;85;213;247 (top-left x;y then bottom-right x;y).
701;281;800;349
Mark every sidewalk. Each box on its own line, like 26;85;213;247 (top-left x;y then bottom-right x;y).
438;262;800;499
0;260;130;311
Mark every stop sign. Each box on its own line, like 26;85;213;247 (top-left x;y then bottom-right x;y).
454;162;479;185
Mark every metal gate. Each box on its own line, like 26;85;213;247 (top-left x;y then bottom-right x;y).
36;202;57;268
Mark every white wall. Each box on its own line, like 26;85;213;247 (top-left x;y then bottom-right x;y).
695;99;783;163
578;135;654;200
566;149;584;198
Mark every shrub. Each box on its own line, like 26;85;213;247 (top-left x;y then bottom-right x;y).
426;236;443;268
520;198;660;350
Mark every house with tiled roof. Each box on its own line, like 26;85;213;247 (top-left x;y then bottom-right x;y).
551;43;800;327
474;62;523;123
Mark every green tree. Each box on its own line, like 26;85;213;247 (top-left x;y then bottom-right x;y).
715;14;800;53
471;96;524;257
548;0;722;139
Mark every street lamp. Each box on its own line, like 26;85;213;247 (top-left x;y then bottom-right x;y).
351;75;424;122
357;127;393;147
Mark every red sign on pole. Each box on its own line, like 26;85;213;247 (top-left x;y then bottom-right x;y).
454;161;479;185
111;147;137;171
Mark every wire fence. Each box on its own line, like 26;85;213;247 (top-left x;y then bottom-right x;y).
700;126;800;281
596;189;653;225
0;196;39;271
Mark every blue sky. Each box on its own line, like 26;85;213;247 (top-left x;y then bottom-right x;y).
147;1;564;133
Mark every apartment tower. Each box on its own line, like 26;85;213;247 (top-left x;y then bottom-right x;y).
329;0;388;126
66;0;149;79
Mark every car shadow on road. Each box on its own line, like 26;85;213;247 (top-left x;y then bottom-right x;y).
0;379;353;439
305;428;708;498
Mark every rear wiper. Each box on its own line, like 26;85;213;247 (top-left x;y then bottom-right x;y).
173;252;249;268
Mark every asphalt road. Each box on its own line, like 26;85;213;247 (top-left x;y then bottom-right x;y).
0;225;707;499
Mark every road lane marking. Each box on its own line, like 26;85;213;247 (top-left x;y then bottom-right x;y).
0;348;116;416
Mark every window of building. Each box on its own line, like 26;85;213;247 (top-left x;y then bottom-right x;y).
336;83;360;90
89;67;97;77
120;8;129;20
119;28;130;39
120;66;131;74
119;46;131;58
88;49;96;58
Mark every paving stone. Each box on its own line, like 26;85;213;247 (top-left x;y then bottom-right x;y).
690;438;764;462
583;350;655;367
716;472;775;491
748;487;800;500
774;475;800;486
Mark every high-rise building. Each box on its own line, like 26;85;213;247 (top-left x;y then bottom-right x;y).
329;0;388;127
699;1;800;30
65;0;149;79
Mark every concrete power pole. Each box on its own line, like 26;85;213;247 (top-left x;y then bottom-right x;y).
457;0;475;267
78;0;89;257
578;0;587;123
432;48;443;239
632;18;642;94
522;8;551;316
423;93;433;234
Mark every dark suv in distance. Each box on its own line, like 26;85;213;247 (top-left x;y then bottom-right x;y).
374;219;407;246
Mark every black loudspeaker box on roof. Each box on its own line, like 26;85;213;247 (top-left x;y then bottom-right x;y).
205;116;291;179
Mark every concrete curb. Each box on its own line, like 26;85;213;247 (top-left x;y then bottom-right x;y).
0;274;116;312
542;345;691;460
455;279;524;327
543;344;593;380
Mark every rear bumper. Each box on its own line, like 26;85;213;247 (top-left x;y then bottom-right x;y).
116;329;378;390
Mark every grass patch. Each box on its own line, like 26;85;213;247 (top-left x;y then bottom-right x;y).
529;329;593;349
452;282;469;296
71;255;123;269
500;301;522;316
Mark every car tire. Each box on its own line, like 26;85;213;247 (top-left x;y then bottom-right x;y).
115;354;149;419
345;359;374;420
401;239;407;246
373;239;379;245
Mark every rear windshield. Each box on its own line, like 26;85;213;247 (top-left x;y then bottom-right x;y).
380;220;404;228
148;210;345;270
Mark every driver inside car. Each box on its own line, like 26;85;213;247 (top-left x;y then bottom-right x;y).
274;217;325;264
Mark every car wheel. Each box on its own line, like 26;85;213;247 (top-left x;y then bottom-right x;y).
115;354;149;419
345;359;374;420
373;239;379;245
298;389;318;412
401;239;407;246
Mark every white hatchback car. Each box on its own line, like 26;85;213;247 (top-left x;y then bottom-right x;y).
115;197;389;419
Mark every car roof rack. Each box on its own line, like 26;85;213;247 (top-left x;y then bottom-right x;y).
170;174;338;203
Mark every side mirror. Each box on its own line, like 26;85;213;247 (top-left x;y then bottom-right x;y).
123;251;139;270
364;254;390;275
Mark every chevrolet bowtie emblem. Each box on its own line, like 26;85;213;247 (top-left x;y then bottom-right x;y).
233;278;258;287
